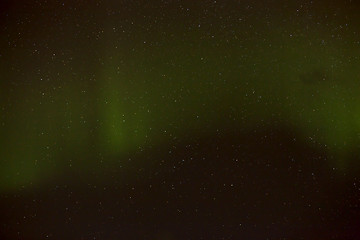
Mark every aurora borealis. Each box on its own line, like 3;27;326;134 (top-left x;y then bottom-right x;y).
1;0;360;239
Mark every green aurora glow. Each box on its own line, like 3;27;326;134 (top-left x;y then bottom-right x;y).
1;0;360;191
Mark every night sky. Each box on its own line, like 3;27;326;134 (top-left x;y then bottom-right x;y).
1;0;360;239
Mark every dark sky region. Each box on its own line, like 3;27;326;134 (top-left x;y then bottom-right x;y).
1;0;360;239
